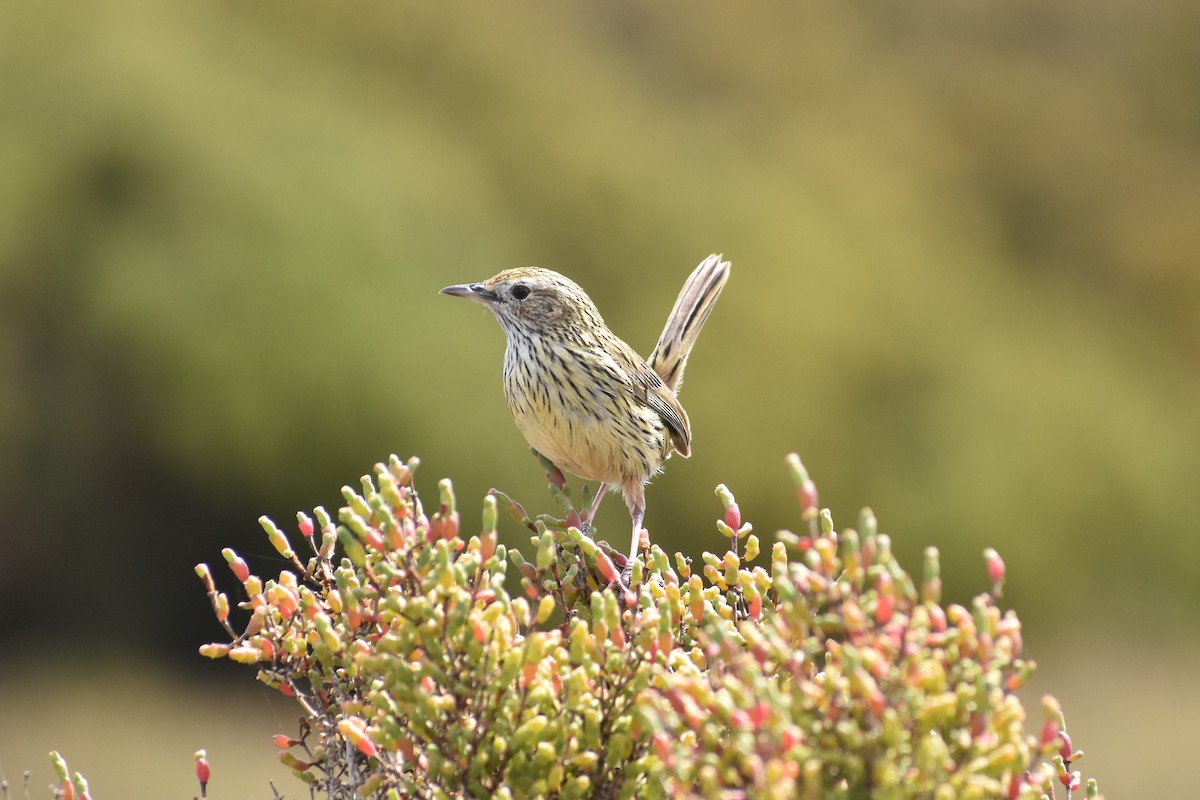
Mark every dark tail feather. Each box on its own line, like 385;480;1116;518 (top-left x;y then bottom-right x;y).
648;254;731;393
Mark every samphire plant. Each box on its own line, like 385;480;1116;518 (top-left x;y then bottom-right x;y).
182;453;1098;800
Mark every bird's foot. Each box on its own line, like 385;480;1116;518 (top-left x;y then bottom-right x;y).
604;572;637;608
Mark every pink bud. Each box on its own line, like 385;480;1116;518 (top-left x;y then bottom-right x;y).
297;513;314;538
480;529;497;561
272;585;300;620
338;718;378;758
596;551;619;584
548;468;566;491
611;624;626;649
228;557;250;583
653;732;673;763
364;528;385;551
441;512;459;541
928;604;947;632
386;521;406;550
748;593;762;621
985;549;1006;584
875;593;894;624
195;756;211;796
798;479;818;512
875;572;895;623
725;502;742;531
1041;719;1059;749
1058;731;1073;762
273;734;297;748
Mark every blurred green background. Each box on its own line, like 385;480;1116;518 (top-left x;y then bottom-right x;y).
2;0;1197;796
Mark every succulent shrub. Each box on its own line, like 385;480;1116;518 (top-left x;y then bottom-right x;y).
188;453;1099;800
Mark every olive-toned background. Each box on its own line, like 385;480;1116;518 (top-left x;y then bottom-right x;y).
2;2;1197;796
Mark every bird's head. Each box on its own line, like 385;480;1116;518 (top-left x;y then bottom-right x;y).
441;267;604;339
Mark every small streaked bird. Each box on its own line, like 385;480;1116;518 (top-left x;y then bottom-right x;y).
441;254;730;580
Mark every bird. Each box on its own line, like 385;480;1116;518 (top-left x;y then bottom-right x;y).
441;254;730;581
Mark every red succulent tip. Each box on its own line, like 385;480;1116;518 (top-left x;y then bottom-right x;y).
798;480;818;512
1058;730;1074;762
194;752;211;797
724;502;742;532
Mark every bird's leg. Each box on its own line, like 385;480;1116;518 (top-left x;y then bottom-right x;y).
623;501;645;584
582;483;608;532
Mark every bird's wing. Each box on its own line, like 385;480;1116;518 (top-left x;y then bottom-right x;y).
645;382;692;458
606;340;692;458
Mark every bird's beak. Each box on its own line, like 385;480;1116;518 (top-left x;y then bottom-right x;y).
440;282;498;303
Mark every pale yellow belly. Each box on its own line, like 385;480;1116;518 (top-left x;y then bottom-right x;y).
503;342;669;486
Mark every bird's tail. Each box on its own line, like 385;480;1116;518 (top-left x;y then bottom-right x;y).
647;254;731;393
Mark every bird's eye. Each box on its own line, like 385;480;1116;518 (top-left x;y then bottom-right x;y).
511;283;531;300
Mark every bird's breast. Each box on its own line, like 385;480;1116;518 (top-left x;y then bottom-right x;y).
501;336;670;485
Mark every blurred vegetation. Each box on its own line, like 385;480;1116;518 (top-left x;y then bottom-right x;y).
0;0;1197;795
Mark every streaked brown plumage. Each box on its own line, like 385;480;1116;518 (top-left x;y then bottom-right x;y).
442;254;730;578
